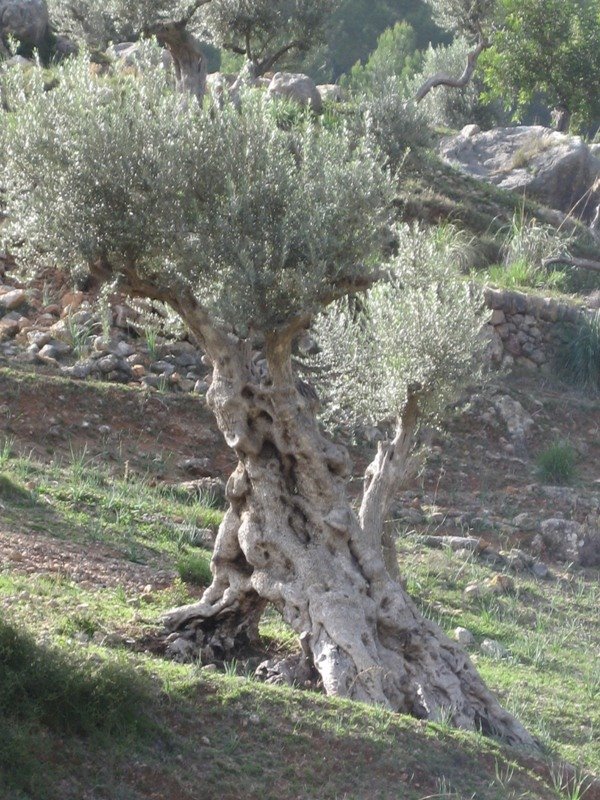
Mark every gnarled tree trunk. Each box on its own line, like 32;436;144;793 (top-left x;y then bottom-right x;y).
161;313;536;748
150;20;207;105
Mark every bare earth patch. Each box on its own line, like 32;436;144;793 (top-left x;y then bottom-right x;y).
0;527;175;594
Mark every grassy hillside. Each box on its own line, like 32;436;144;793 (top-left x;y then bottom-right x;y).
398;151;600;285
0;365;599;799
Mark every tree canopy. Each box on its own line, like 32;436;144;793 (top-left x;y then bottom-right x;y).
1;55;391;335
481;0;600;131
203;0;338;76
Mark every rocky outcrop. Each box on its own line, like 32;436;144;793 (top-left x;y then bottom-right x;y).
440;125;600;221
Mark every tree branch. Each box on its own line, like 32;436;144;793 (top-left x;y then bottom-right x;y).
317;267;388;308
257;40;305;76
182;0;213;25
115;261;231;357
222;42;247;55
543;255;600;273
415;38;488;103
359;383;424;580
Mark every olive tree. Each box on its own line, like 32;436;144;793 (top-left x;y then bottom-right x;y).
414;0;495;103
203;0;338;79
48;0;214;101
48;0;336;102
0;60;535;747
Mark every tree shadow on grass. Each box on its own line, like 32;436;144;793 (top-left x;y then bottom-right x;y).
0;620;160;799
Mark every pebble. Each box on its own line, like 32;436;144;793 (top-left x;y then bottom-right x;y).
454;627;474;646
480;639;509;659
0;288;27;310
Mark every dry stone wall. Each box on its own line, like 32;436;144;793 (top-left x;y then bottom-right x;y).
483;287;594;372
0;264;595;389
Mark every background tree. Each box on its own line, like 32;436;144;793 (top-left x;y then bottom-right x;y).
416;0;497;103
201;0;337;79
344;21;424;93
0;57;535;747
301;0;446;83
47;0;339;99
48;0;215;102
480;0;600;132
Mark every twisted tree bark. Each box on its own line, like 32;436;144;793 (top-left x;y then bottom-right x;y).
150;20;207;105
359;384;424;581
162;309;536;748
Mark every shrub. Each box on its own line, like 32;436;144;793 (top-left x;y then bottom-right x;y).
362;79;431;168
536;441;577;484
556;311;600;393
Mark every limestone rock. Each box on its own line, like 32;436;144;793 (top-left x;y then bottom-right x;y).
179;457;214;477
480;639;508;659
317;84;344;103
531;561;550;579
454;627;474;646
177;477;226;507
512;512;537;531
0;288;27;311
267;72;322;114
440;126;600;220
539;518;585;563
493;395;534;441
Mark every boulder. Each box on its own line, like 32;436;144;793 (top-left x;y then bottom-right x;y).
537;517;600;565
0;0;49;54
267;72;322;114
440;126;600;221
317;84;344;103
493;395;534;441
454;627;474;646
3;53;31;67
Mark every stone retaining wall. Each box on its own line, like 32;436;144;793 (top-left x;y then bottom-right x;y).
483;288;594;371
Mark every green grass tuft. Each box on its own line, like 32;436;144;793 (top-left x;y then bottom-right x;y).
484;259;567;292
556;310;600;393
176;550;213;586
536;441;578;485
